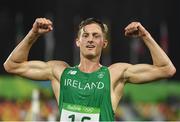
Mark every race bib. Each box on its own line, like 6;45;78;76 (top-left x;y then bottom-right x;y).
60;103;100;122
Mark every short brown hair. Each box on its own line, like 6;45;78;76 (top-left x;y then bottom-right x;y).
77;18;108;39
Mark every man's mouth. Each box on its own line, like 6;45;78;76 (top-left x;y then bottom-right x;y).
86;45;95;48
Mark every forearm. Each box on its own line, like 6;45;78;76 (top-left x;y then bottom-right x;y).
124;22;176;83
142;34;173;67
4;29;39;65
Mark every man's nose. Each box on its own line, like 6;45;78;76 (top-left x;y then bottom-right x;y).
88;35;93;43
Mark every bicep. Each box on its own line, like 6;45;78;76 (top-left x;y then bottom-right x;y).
124;64;169;83
10;61;52;80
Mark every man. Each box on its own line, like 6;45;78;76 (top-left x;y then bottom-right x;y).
4;18;176;121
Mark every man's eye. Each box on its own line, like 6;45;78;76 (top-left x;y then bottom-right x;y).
83;34;88;38
95;35;101;38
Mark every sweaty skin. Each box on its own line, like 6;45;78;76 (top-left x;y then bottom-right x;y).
4;18;176;113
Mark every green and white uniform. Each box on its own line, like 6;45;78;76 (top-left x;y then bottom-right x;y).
59;66;114;121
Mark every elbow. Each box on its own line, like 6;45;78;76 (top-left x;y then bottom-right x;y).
165;65;176;78
3;62;11;73
3;61;16;73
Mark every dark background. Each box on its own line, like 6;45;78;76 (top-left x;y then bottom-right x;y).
0;0;179;80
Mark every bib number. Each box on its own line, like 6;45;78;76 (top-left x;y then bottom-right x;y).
68;114;91;122
60;103;100;122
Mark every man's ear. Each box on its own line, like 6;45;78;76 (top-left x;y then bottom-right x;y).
103;40;108;48
76;38;80;47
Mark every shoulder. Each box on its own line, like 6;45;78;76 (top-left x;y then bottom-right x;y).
47;60;70;81
47;60;69;67
108;62;132;71
108;63;132;83
47;60;70;71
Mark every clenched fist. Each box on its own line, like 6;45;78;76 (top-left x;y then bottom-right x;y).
124;22;150;38
32;18;53;35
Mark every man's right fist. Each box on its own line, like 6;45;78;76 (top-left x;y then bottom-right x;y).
32;18;53;35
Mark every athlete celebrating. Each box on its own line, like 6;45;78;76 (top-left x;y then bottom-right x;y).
4;18;176;121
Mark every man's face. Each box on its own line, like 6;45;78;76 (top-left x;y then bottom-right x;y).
76;23;107;59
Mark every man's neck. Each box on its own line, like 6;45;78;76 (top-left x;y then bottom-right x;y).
78;57;102;73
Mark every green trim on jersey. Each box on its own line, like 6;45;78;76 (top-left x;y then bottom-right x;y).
59;66;115;121
63;102;100;114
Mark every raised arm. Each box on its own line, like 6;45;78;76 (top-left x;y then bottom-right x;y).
3;18;68;81
123;22;176;83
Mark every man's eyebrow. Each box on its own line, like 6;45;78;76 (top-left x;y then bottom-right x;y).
92;33;99;36
92;32;99;35
82;32;100;36
82;32;89;35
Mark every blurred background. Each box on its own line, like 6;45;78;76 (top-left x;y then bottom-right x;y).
0;0;180;121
